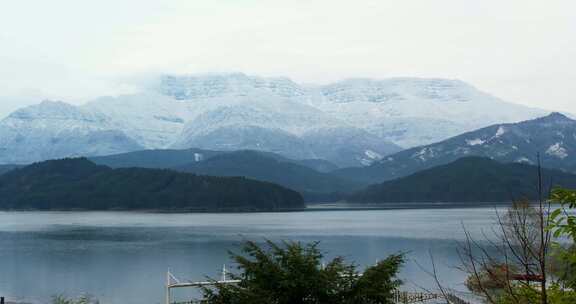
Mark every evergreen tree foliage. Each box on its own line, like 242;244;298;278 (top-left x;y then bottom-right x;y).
202;240;404;304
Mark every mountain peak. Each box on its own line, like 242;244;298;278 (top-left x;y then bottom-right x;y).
532;112;574;124
7;100;85;120
547;112;572;120
29;99;76;111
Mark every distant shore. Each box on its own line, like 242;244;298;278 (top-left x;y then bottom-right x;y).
0;206;307;213
306;201;515;211
0;202;518;214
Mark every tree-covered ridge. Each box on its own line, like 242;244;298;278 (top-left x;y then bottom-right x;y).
90;149;354;201
89;148;338;173
350;157;576;203
175;150;362;201
0;158;304;211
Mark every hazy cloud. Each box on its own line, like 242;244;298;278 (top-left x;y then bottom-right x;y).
0;0;574;116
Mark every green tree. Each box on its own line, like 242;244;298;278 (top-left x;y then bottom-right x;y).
202;240;404;304
549;188;576;289
549;188;576;242
495;284;576;304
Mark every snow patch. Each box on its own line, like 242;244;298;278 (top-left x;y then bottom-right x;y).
516;157;533;164
412;147;436;162
360;158;374;166
466;138;485;146
546;143;568;159
364;149;383;160
494;126;506;138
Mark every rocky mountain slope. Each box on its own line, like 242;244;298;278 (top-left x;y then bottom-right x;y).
0;73;547;165
337;113;576;184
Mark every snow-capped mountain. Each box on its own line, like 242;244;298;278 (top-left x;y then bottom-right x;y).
335;113;576;183
158;74;546;147
0;73;550;165
311;78;547;147
83;93;189;148
0;101;142;164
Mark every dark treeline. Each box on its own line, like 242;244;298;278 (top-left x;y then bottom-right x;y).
0;158;304;211
350;157;576;203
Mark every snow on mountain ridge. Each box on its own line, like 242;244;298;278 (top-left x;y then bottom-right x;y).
317;78;479;104
5;100;112;132
83;93;190;148
0;100;142;164
159;73;308;100
0;73;553;165
9;100;107;123
154;73;547;147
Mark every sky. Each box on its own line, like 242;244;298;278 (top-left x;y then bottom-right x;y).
0;0;575;116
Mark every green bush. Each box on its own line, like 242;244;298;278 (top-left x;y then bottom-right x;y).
202;240;404;304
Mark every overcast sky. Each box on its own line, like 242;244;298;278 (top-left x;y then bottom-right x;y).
0;0;575;117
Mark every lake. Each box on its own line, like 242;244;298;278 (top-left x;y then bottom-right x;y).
0;207;503;304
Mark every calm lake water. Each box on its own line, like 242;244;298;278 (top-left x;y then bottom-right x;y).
0;207;502;304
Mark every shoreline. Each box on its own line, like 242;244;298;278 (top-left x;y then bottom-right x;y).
0;202;517;214
306;201;515;211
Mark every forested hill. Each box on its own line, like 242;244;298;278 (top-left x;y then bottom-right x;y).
0;165;20;175
0;158;304;211
350;157;576;203
175;150;362;201
89;148;339;173
90;149;355;202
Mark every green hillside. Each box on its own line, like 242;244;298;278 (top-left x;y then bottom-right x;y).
0;158;304;211
350;157;576;203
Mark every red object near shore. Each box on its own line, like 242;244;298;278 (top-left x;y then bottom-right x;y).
512;274;544;282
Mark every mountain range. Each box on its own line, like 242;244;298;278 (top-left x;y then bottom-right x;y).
0;73;546;166
2;111;574;204
336;113;576;184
